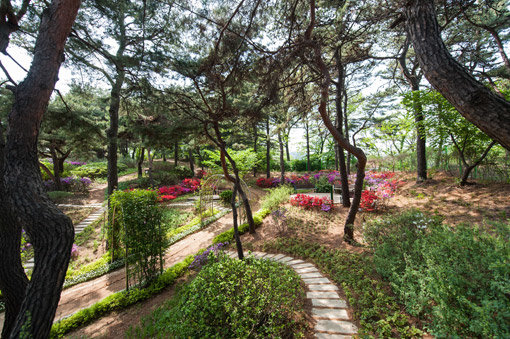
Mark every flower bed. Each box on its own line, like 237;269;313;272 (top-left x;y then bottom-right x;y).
360;171;403;211
290;194;333;212
158;178;201;202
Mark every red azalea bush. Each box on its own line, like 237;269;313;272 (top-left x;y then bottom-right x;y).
290;194;333;212
157;178;201;202
360;190;379;212
256;177;275;188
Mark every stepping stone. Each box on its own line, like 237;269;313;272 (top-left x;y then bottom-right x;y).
271;254;285;261
287;259;304;265
299;272;323;279
303;277;332;284
227;252;237;258
264;253;276;259
251;251;265;258
312;308;349;320
316;333;352;339
316;320;357;334
295;267;319;274
308;284;339;291
292;263;315;269
276;256;294;263
307;291;340;299
311;299;347;308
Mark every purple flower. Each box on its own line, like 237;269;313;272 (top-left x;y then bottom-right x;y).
321;204;331;212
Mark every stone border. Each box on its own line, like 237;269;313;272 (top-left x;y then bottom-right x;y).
226;251;358;338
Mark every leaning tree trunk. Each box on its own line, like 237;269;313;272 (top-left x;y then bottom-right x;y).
334;51;351;207
231;183;244;259
306;0;366;243
0;1;80;337
107;70;126;198
404;0;510;150
0;126;29;339
49;145;63;191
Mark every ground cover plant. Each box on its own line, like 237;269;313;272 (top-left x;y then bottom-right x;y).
290;193;334;212
363;210;510;338
126;252;307;338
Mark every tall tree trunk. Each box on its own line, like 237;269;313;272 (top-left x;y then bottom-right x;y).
0;1;80;337
266;118;270;178
0;125;29;339
137;147;145;179
334;51;351;207
305;119;310;172
278;130;285;185
107;70;126;198
231;183;244;259
147;148;153;186
253;123;258;176
49;145;63;191
131;146;136;159
285;136;290;161
162;150;166;162
174;141;178;167
404;0;510;150
306;0;366;243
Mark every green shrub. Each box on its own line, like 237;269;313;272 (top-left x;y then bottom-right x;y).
152;171;179;185
39;161;74;180
171;165;193;179
264;237;422;338
219;190;233;204
364;210;510;338
47;191;73;202
212;208;269;244
109;189;165;284
260;185;293;211
314;175;332;193
71;161;127;179
127;254;305;338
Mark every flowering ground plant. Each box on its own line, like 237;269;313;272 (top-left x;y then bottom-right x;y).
158;178;201;202
290;194;333;212
359;171;404;212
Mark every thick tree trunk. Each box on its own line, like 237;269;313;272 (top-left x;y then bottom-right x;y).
0;126;29;339
0;1;80;337
413;89;427;181
334;52;351;207
137;147;145;179
404;0;510;150
107;70;125;198
253;123;258;176
266;118;270;178
278;130;285;185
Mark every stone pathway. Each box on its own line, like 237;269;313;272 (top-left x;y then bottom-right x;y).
24;206;106;271
226;250;358;338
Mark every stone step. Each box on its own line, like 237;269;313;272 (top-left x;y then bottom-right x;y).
316;333;352;339
276;256;294;263
287;259;304;265
311;298;347;308
295;266;319;274
292;263;315;269
312;308;349;320
307;291;340;299
316;320;357;335
308;284;339;291
303;277;332;284
300;272;323;279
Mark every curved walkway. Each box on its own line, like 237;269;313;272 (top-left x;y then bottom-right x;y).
226;250;358;339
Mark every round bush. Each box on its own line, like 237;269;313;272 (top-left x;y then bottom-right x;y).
133;255;306;338
219;190;233;204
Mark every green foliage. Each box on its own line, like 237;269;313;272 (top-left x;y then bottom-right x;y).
51;255;195;338
314;175;332;193
364;210;510;338
260;185;293;211
47;191;73;203
290;157;322;172
263;237;422;338
219;189;233;204
161;208;192;232
128;254;305;338
171;165;194;179
109;189;165;284
39;161;74;180
71;162;127;179
202;148;261;174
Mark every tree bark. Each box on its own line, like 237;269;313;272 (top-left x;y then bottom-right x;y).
147;147;153;186
107;70;125;197
334;51;351;207
253;123;258;176
404;0;510;150
266;118;270;178
174;141;178;167
305;119;310;172
278;130;285;185
231;183;244;259
137;147;145;179
49;145;63;191
188;147;194;174
0;1;80;337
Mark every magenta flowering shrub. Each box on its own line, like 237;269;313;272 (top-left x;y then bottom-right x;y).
43;176;92;192
158;178;201;202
